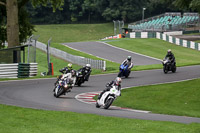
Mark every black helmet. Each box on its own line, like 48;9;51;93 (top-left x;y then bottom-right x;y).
127;56;131;61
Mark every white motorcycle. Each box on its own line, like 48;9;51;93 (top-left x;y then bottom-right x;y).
54;78;72;98
96;85;121;109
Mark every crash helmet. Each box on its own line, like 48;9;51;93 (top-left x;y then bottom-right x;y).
71;70;76;77
115;77;122;85
127;56;131;61
68;63;72;70
167;49;172;55
85;64;91;70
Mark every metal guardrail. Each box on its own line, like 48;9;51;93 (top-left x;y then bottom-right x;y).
36;41;106;70
0;63;38;78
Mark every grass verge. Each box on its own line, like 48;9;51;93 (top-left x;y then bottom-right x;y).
111;78;200;118
0;104;200;133
34;23;114;43
106;38;200;67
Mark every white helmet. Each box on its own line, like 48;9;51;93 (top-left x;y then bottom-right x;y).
115;77;122;85
86;64;91;67
168;49;171;53
86;64;91;70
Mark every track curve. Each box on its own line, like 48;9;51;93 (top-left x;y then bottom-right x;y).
0;65;200;123
63;41;161;65
1;41;200;123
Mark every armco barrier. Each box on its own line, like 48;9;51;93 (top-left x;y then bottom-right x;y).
0;63;38;78
36;42;106;70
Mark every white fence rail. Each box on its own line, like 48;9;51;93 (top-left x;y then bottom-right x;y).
29;63;38;77
0;64;18;78
36;41;106;70
0;63;38;78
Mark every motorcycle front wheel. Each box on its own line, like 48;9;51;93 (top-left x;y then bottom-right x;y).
104;98;114;109
54;86;64;98
163;66;168;74
125;71;131;78
96;102;100;108
172;65;176;73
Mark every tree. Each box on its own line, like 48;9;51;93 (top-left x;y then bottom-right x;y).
0;0;64;48
172;0;200;13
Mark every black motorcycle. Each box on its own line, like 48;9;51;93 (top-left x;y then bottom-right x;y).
75;68;91;86
162;57;176;74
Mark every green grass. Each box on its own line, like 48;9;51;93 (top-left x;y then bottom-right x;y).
34;24;200;73
195;40;200;43
184;33;200;35
34;23;114;43
35;48;84;76
0;104;200;133
107;38;200;67
50;43;120;73
112;78;200;118
0;47;102;81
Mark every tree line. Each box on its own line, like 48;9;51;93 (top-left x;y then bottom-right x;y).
0;0;200;48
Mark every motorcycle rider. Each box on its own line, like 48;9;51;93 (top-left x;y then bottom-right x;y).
121;56;133;71
54;63;73;86
53;69;76;92
165;49;176;65
59;63;73;74
78;64;92;81
97;77;122;100
61;70;77;93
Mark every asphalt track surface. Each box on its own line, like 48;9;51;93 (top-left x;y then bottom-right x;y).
63;41;161;65
0;42;200;124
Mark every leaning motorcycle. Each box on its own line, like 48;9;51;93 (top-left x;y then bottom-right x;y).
162;57;176;74
75;68;91;86
118;64;131;78
54;78;72;98
96;85;121;109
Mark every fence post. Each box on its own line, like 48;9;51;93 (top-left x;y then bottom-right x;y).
103;61;106;71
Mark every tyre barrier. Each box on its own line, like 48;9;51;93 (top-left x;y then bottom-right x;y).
0;63;38;78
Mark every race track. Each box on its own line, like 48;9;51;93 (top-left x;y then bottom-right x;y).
0;41;200;124
63;41;161;65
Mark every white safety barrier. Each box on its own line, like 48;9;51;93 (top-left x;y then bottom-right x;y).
156;32;200;51
0;64;18;78
36;42;106;70
29;63;38;77
0;63;38;78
